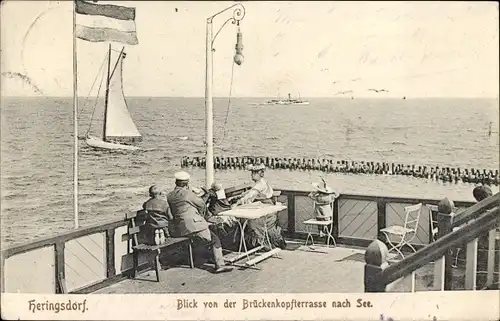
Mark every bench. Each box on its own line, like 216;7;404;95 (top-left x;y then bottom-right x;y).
125;210;194;282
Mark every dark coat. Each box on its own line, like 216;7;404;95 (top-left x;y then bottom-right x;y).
206;190;232;217
142;197;170;229
166;186;209;236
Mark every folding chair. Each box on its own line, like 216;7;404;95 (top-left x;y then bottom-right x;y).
426;204;461;268
303;200;336;250
428;204;439;243
381;203;422;260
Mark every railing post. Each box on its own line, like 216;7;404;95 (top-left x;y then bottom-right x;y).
106;228;116;278
55;241;67;294
377;199;387;242
364;239;389;292
486;229;496;287
332;197;339;238
287;193;296;235
465;238;478;290
437;197;455;290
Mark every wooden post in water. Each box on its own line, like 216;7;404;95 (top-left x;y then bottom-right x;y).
437;197;455;290
364;239;389;292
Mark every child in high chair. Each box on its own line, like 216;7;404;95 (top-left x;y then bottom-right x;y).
308;178;338;237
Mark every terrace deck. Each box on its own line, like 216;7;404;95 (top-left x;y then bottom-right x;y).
95;242;461;294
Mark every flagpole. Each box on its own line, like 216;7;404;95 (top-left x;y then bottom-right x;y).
73;0;79;229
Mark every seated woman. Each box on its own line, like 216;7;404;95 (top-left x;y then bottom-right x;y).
234;164;286;250
236;164;274;205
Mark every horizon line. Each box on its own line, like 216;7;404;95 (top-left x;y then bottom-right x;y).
2;95;499;99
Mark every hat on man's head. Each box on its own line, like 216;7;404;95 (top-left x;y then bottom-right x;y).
174;171;190;181
248;163;266;172
312;177;334;194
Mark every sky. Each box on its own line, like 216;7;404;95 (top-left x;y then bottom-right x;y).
1;1;499;98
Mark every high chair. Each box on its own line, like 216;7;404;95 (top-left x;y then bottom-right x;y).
303;200;336;250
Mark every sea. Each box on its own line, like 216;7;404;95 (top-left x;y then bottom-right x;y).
1;97;499;247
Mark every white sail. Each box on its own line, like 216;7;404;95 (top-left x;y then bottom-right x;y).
105;50;142;142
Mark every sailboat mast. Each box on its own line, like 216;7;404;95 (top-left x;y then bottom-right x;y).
103;44;112;141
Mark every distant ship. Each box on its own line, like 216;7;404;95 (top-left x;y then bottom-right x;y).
254;93;310;106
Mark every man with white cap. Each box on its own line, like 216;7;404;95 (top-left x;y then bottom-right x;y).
167;171;233;273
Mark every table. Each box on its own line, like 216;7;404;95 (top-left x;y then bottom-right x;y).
221;202;287;267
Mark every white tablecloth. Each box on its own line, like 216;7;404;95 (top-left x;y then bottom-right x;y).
221;202;287;219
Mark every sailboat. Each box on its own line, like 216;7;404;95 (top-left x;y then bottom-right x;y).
84;45;141;151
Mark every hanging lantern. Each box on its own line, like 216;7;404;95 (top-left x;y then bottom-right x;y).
233;25;244;65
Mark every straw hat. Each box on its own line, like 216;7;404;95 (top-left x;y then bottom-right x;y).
248;164;266;171
312;177;334;194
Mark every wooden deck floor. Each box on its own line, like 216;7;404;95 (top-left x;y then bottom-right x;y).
95;242;450;294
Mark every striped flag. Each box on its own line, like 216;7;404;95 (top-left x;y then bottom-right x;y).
75;0;139;45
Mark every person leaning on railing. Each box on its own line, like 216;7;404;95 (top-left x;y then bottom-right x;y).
473;185;493;202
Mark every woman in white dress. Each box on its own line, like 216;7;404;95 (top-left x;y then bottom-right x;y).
235;164;286;250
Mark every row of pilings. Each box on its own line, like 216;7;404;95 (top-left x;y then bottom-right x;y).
180;156;499;186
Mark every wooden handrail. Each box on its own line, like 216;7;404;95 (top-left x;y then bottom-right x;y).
1;219;126;259
381;205;500;285
452;192;500;227
224;183;252;195
278;190;474;208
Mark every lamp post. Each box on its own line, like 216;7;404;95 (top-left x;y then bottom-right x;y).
205;3;246;188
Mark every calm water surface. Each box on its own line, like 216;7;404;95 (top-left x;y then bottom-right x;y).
1;97;498;246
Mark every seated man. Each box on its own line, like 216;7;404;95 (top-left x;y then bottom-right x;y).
203;182;239;250
166;171;233;274
140;185;172;245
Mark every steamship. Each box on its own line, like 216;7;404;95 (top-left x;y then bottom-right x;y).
259;93;310;105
